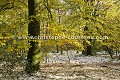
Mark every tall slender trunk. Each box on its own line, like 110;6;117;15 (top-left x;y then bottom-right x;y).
56;8;61;53
26;0;40;73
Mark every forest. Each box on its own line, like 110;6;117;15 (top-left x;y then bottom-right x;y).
0;0;120;80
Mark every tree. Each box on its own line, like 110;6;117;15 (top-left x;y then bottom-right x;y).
62;0;120;56
26;0;40;73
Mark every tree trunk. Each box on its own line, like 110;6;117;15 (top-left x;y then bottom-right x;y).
56;44;59;53
82;0;95;56
106;47;114;59
86;45;93;55
82;45;93;56
26;0;40;73
56;8;61;53
60;45;63;54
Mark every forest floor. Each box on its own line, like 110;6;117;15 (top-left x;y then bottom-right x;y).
0;51;120;80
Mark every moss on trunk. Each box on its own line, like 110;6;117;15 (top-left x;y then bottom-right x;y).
26;0;40;73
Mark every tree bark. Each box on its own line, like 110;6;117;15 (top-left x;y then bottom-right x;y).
106;47;114;59
86;45;93;55
26;0;40;73
82;41;93;56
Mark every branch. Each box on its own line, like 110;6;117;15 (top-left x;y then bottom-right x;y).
44;0;53;20
0;3;14;12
